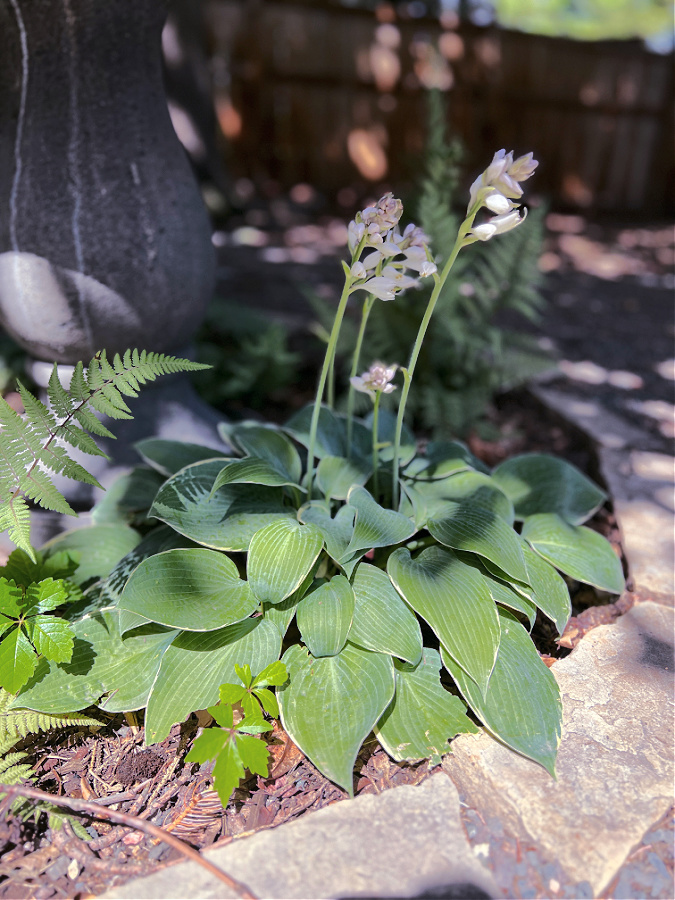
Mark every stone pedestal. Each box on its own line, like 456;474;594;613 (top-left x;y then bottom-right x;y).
0;0;224;514
0;0;215;363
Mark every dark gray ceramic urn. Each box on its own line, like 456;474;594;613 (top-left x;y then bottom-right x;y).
0;0;215;364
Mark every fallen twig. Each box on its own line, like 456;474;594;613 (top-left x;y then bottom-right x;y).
0;783;258;900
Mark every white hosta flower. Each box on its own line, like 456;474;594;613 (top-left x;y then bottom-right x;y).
350;362;398;399
403;245;436;275
350;261;367;280
485;149;512;184
348;220;365;253
470;208;527;242
399;223;430;249
484;190;515;215
381;265;419;292
508;152;538;182
419;260;438;277
359;275;399;301
468;149;538;211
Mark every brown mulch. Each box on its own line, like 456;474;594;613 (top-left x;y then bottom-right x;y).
0;718;439;899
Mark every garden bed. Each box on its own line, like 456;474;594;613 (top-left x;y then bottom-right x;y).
0;386;630;900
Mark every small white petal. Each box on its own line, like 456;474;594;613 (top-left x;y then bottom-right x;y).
484;191;513;215
471;223;497;241
350;261;367;279
419;261;437;277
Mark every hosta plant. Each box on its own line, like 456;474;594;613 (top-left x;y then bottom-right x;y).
10;154;625;795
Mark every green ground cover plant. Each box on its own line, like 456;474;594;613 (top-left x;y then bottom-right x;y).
0;154;624;807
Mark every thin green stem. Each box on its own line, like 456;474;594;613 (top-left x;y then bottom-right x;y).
371;389;382;500
346;293;375;457
306;271;354;497
391;213;477;508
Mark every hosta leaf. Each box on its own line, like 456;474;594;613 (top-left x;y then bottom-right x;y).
279;642;394;794
16;612;178;714
482;571;537;628
135;438;229;477
263;581;310;639
96;525;196;611
316;456;371;501
222;422;302;484
296;576;354;657
91;466;164;525
520;541;571;634
492;454;606;524
344;486;416;558
283;405;348;459
387;547;499;695
442;608;562;775
374;648;478;763
429;501;528;584
522;513;625;594
119;548;258;631
149;459;294;551
409;440;487;479
247;520;324;605
298;502;355;564
42;526;141;586
25;616;74;663
210;458;302;494
364;408;416;465
145;618;281;744
0;628;37;693
350;563;422;665
414;470;515;525
398;482;429;530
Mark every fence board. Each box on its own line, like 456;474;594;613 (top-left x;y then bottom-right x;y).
205;0;674;214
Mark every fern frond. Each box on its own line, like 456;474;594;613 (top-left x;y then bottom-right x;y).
0;689;100;752
0;750;32;782
0;496;32;559
0;349;209;556
47;364;76;419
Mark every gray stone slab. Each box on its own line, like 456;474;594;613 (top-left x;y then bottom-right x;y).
102;773;500;900
599;448;674;605
443;602;674;897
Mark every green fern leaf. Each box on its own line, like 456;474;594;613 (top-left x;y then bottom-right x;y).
0;497;32;560
0;750;32;782
0;349;210;555
68;362;90;402
46;364;76;419
0;688;100;751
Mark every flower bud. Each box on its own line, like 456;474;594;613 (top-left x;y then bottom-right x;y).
350;261;367;280
508;152;538;181
484;190;514;215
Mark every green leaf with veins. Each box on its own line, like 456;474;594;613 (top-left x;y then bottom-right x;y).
185;703;273;808
218;661;288;719
0;576;77;692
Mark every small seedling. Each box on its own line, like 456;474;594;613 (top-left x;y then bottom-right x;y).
186;665;288;807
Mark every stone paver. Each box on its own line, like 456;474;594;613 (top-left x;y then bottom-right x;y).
102;773;500;900
443;602;674;898
534;384;674;608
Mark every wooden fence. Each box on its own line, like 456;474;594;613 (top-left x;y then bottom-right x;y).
204;0;674;215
